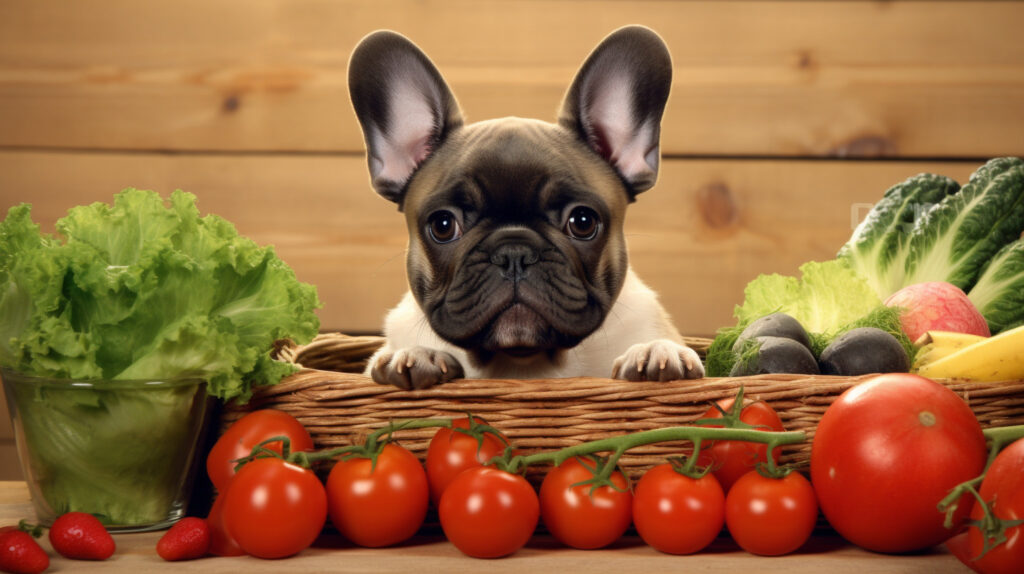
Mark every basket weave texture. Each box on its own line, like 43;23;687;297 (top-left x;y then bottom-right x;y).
226;333;1024;483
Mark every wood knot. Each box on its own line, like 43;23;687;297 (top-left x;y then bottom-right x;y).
796;50;815;70
222;94;241;114
697;182;738;229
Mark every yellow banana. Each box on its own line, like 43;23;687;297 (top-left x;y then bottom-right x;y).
917;325;1024;381
911;331;990;372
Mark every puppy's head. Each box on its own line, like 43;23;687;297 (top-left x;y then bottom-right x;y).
349;27;672;363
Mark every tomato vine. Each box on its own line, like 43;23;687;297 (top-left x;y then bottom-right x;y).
938;424;1024;561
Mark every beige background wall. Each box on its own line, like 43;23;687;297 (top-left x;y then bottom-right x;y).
1;0;1022;479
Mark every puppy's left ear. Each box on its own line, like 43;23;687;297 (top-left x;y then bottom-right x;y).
558;26;672;196
348;30;464;204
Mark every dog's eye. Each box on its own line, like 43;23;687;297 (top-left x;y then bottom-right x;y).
427;210;462;244
564;206;600;240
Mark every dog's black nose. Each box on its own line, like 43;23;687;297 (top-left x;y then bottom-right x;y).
491;243;539;281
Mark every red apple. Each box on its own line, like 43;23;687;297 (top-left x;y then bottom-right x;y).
884;282;991;342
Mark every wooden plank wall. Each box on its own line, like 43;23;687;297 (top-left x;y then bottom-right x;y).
1;0;1022;479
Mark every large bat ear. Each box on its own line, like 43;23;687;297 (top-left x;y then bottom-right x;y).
348;31;463;203
558;26;672;197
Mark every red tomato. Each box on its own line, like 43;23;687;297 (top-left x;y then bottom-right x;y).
725;470;818;556
326;443;429;547
632;463;725;555
696;397;785;492
539;456;632;549
425;417;508;504
222;458;327;559
206;490;245;557
208;409;314;492
439;466;539;558
811;374;987;553
964;437;1024;574
946;532;980;574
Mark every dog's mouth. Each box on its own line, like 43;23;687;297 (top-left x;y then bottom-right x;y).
481;302;551;354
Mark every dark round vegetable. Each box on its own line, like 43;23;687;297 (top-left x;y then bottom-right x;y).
818;327;909;376
730;336;820;376
733;313;812;352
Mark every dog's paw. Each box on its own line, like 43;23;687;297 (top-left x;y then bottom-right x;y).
611;339;705;382
369;346;465;389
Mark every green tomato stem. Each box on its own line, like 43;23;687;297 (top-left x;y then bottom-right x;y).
938;424;1024;530
293;418;457;467
981;425;1024;467
502;425;805;475
362;418;454;452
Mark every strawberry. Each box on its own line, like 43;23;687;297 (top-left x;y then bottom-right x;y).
48;512;115;561
0;525;49;574
156;517;211;561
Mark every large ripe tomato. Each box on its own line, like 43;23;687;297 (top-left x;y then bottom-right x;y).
206;490;245;557
696;397;785;492
425;417;508;504
963;437;1024;574
326;443;429;548
539;456;632;549
811;373;987;553
208;409;314;492
725;470;818;556
222;457;327;559
439;466;539;558
632;463;725;555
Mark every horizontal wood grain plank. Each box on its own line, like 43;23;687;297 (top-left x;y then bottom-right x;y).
0;1;1022;157
0;151;981;336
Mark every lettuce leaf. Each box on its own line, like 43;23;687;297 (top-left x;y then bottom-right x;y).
1;189;321;526
0;189;321;401
734;260;883;334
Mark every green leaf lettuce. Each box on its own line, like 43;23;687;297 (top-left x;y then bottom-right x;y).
0;189;321;526
0;188;321;400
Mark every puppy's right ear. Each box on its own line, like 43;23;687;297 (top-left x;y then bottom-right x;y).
348;31;463;204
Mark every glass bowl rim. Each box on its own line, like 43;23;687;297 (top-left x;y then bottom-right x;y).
0;367;207;390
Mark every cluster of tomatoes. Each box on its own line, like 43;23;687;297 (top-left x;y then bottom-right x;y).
202;374;1023;571
204;397;809;559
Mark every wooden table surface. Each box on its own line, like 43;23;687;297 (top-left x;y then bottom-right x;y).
0;481;969;573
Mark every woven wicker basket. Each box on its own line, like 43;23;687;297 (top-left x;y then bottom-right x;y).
223;333;1024;485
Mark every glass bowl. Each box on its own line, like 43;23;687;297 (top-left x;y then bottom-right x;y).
1;368;212;532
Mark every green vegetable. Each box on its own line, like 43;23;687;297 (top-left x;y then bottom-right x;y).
706;260;912;376
733;260;882;334
967;239;1024;334
839;157;1024;299
902;157;1024;291
837;173;960;298
0;189;320;400
0;189;321;526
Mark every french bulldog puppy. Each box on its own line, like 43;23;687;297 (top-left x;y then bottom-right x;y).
348;26;705;388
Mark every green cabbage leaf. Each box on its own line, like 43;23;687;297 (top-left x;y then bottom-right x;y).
967;239;1024;334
